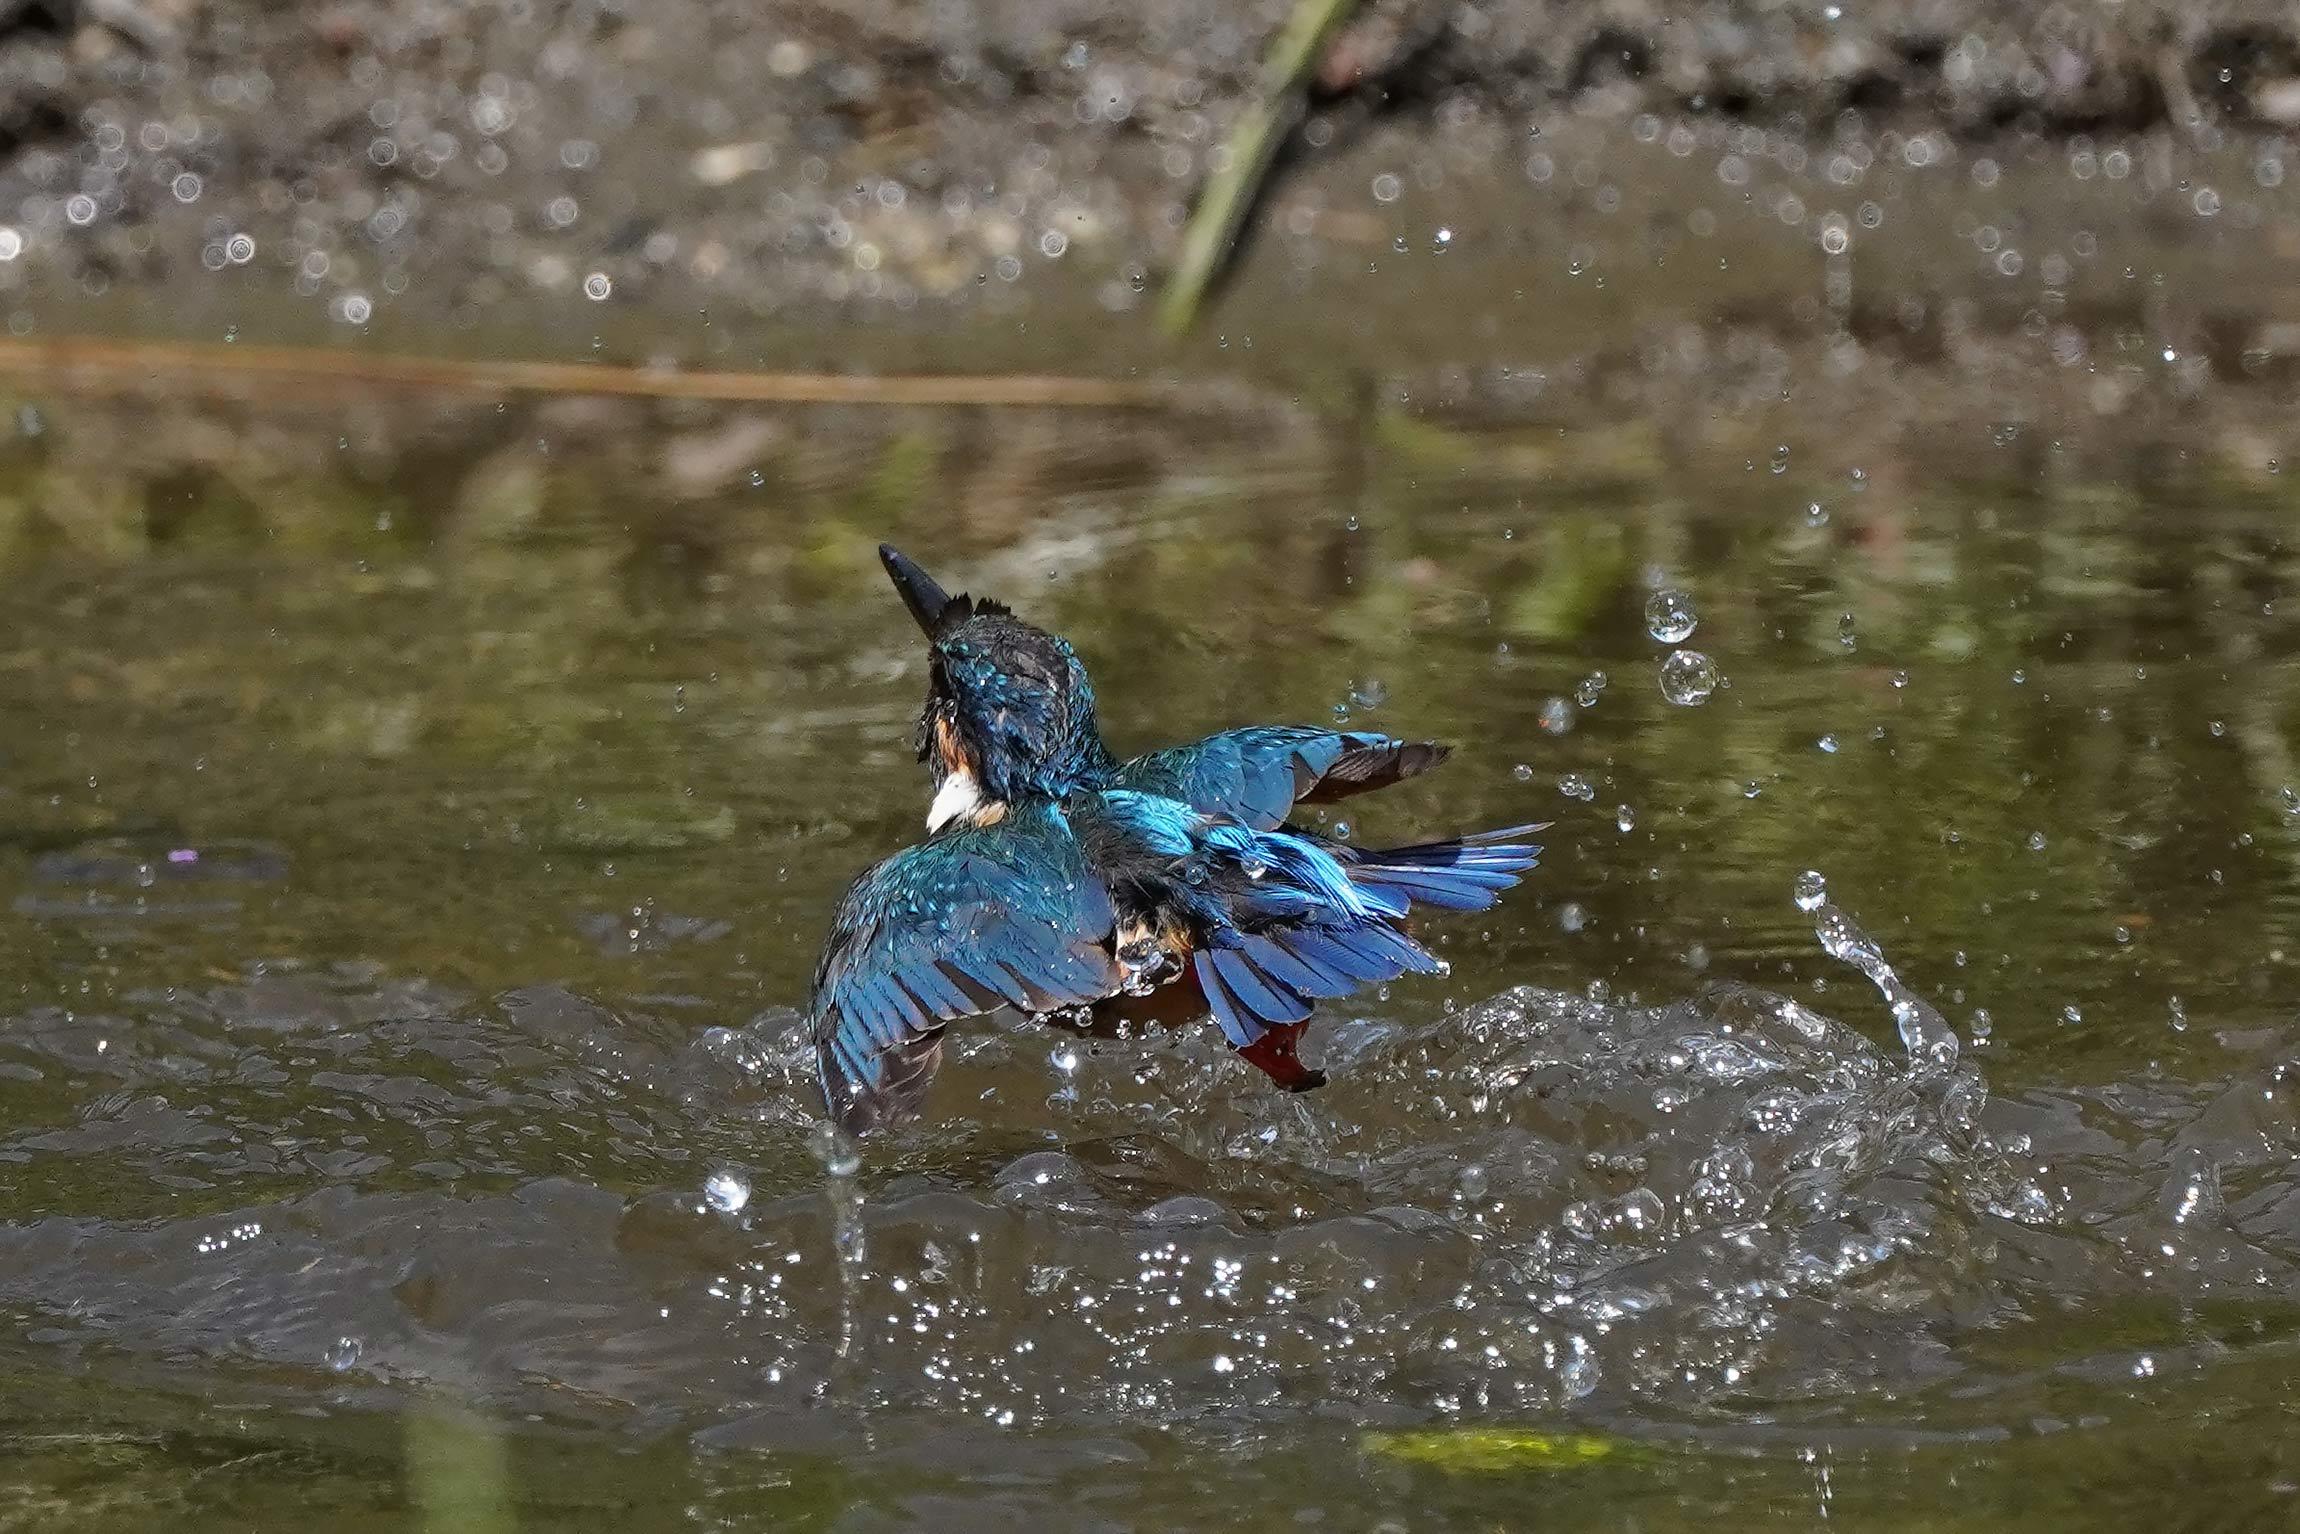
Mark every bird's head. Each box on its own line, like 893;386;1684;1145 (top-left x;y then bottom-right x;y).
880;545;1111;830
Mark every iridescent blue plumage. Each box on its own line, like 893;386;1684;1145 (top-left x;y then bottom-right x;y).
1113;726;1451;831
812;799;1118;1133
806;546;1549;1133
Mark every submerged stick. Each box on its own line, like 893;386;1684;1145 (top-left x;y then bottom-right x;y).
0;335;1173;409
1157;0;1363;337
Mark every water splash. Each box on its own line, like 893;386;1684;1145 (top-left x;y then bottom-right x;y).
1811;900;1959;1072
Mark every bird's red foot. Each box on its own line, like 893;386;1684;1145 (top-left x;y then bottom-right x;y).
1236;1021;1327;1092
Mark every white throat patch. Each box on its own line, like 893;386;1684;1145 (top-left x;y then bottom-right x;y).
926;768;989;833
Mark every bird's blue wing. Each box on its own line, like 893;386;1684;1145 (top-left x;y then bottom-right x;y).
812;801;1119;1132
1112;727;1449;831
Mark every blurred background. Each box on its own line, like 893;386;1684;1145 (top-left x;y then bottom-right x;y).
3;2;2300;1530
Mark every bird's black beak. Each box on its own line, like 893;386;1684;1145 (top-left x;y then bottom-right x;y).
879;544;953;636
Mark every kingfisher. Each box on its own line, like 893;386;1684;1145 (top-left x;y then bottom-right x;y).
809;545;1546;1134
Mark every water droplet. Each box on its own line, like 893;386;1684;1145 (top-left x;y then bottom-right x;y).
1557;902;1588;933
1212;1353;1236;1373
1537;696;1574;735
1432;226;1454;252
2027;831;2047;852
1455;1164;1489;1201
1659;650;1720;705
326;1336;362;1372
1836;612;1858;650
703;1168;751;1213
1645;589;1698;643
1512;763;1535;783
807;1122;861;1177
1804;501;1830;526
584;271;613;300
1615;804;1636;832
1574;670;1608;707
1793;870;1828;911
1891;670;1910;689
1348;676;1388;711
1816;734;1840;753
1557;773;1595;802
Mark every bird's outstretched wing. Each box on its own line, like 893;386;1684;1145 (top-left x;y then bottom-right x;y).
1113;727;1449;831
812;800;1121;1133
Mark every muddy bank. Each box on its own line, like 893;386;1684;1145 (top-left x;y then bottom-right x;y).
1;0;2299;390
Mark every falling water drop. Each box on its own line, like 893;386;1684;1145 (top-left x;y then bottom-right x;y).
1793;870;1828;911
1659;650;1720;705
1645;590;1698;643
704;1168;751;1214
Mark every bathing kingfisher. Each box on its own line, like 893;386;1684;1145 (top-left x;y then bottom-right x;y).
809;545;1546;1134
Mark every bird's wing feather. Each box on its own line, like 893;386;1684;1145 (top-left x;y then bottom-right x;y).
812;801;1120;1133
1113;727;1450;831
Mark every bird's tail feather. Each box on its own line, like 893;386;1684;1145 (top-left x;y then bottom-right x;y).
1344;822;1547;913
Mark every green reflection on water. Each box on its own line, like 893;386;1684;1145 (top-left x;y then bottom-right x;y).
1;390;2298;1528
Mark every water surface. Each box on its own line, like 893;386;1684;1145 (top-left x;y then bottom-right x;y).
1;390;2297;1530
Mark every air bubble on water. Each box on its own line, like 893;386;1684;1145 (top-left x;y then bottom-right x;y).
326;1336;362;1372
1645;589;1698;643
1659;650;1720;705
1349;677;1388;711
704;1167;751;1214
1558;773;1595;802
1574;671;1608;706
807;1121;862;1178
1512;763;1535;782
1615;804;1636;832
1770;444;1791;473
584;271;613;300
1891;670;1910;689
1804;501;1830;526
1454;1164;1489;1201
1793;870;1828;911
1537;697;1574;735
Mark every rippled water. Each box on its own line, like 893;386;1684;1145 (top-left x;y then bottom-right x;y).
2;392;2299;1529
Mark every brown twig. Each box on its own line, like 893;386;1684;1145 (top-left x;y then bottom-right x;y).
0;335;1176;409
